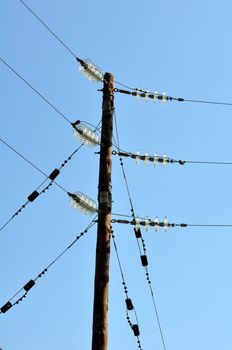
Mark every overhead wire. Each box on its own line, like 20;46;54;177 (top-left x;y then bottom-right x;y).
0;217;97;314
0;136;67;193
113;110;167;350
111;228;143;350
0;57;71;125
18;0;78;59
0;137;83;233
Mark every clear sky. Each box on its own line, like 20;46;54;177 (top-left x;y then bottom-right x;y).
1;1;232;349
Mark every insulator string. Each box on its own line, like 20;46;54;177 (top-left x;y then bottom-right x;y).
111;229;143;350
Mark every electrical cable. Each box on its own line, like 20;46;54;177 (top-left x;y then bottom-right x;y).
0;137;77;233
0;136;67;193
0;217;97;314
18;0;78;59
113;110;167;350
114;80;139;91
111;228;143;350
185;160;232;165
0;136;50;178
183;98;232;107
0;57;71;125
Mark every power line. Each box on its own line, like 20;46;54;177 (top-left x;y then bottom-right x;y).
0;217;97;314
183;98;232;106
185;160;232;165
0;136;67;192
18;0;78;59
1;136;51;178
113;110;167;350
111;229;143;350
0;57;71;125
0;136;83;233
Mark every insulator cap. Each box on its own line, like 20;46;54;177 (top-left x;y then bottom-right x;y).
28;190;39;202
1;301;12;313
24;279;35;292
125;298;134;311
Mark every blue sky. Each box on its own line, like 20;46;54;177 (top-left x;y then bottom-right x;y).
1;1;232;349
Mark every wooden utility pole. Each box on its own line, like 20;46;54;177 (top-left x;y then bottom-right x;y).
91;73;114;350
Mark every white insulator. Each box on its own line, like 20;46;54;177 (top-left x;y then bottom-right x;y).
154;153;158;166
135;90;140;102
153;90;158;103
135;216;140;231
164;216;169;231
145;216;150;231
144;152;149;166
163;154;168;166
154;216;159;232
135;151;140;164
70;191;98;215
144;91;149;101
79;59;104;82
162;90;167;103
73;123;100;147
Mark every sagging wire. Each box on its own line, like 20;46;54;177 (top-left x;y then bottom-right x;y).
111;228;143;350
114;87;232;107
0;217;97;314
113;110;167;350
